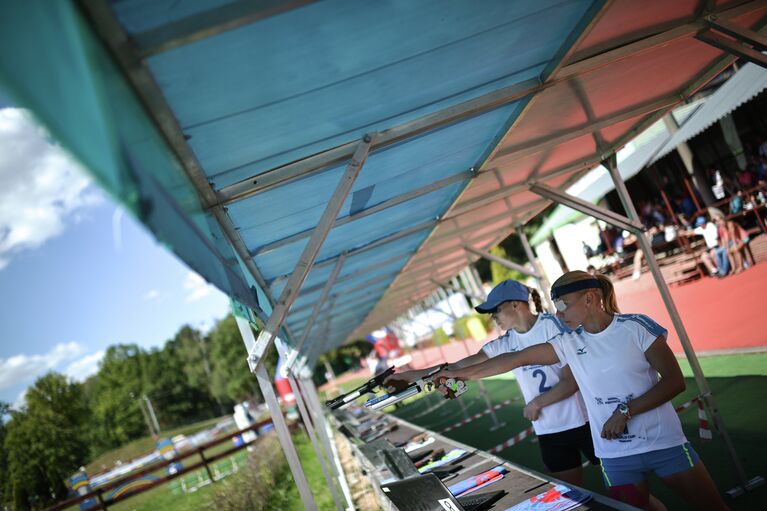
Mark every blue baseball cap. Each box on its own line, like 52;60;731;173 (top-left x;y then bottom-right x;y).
695;216;706;227
475;280;529;313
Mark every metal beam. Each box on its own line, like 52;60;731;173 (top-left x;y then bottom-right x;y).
696;30;767;69
287;252;409;296
233;316;317;510
463;245;540;278
215;77;542;200
429;279;485;302
704;14;767;51
284;368;343;511
250;170;471;256
298;378;355;510
135;0;316;58
291;254;347;365
268;218;438;286
290;271;400;316
516;226;556;311
562;0;763;68
528;181;643;233
491;95;679;166
250;137;372;366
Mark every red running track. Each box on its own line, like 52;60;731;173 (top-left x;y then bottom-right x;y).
613;261;767;353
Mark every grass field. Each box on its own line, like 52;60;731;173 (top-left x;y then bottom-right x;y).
387;352;767;511
86;415;228;474
69;418;337;511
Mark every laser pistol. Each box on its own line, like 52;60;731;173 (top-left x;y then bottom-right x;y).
325;366;396;410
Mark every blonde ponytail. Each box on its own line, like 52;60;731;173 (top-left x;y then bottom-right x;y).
529;288;544;314
595;274;620;314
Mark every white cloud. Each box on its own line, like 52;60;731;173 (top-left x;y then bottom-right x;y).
0;108;103;270
12;389;27;411
184;271;214;302
64;350;105;382
143;289;160;301
0;342;84;392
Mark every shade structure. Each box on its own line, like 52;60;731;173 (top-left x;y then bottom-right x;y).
2;0;766;371
528;98;704;246
653;61;767;162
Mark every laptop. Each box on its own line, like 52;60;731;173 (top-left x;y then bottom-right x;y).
378;447;462;483
381;473;505;511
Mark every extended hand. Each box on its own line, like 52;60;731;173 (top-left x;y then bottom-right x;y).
523;399;543;421
601;412;629;440
383;371;416;393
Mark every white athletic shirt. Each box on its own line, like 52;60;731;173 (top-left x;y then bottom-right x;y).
548;314;687;458
482;314;589;435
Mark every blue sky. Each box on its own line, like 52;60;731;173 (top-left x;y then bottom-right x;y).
0;107;230;408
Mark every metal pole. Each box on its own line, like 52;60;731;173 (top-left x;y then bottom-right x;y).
288;373;343;511
441;286;505;431
143;395;161;435
301;378;355;511
234;316;317;510
516;228;556;312
602;156;761;497
464;245;541;278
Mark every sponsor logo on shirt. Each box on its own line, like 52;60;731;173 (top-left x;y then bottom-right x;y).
576;346;587;355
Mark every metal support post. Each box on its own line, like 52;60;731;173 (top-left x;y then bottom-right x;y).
301;378;355;511
441;286;505;431
430;278;485;303
516;227;556;312
234;316;317;510
288;373;343;511
601;156;763;498
464;245;541;278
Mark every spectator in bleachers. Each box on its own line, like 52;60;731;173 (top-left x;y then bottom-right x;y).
729;190;744;215
719;214;755;274
679;215;725;277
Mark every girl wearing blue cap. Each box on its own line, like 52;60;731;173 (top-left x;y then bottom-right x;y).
435;271;727;511
385;279;597;486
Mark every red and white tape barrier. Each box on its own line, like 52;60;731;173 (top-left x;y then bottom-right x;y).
438;397;521;434
488;426;535;454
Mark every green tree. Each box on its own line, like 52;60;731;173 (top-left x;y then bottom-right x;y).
143;346;218;429
4;373;90;509
90;344;150;453
489;245;525;285
167;325;224;415
0;401;9;508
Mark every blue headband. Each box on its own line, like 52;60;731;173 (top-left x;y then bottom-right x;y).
551;279;602;300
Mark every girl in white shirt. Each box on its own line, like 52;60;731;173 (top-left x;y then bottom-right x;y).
385;280;596;486
436;271;727;511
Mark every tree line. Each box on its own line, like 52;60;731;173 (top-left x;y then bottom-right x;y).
0;314;279;510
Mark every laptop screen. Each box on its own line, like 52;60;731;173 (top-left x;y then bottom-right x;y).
381;473;464;511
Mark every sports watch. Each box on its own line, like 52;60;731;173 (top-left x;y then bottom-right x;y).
615;402;632;419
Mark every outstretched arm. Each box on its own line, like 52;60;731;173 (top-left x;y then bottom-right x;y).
601;336;685;439
383;351;489;391
435;343;560;382
523;365;579;421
